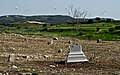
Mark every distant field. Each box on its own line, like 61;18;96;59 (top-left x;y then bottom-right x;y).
0;22;120;41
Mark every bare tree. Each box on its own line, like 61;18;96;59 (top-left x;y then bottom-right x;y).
66;4;88;35
67;4;87;20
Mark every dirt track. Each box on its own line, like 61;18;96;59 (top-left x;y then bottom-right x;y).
0;33;120;75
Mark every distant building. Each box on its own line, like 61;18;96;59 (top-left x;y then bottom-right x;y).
27;21;49;25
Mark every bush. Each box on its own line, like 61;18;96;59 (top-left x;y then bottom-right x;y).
32;72;38;75
43;24;47;27
96;27;100;32
17;27;21;29
41;28;48;31
86;34;94;40
106;18;112;23
25;27;28;29
115;26;120;30
87;19;94;24
77;32;84;36
108;27;115;32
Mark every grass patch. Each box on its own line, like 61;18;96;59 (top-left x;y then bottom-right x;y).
0;22;120;41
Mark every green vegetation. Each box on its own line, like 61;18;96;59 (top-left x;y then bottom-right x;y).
0;22;120;41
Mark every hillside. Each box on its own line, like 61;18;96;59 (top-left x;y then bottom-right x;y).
0;15;74;24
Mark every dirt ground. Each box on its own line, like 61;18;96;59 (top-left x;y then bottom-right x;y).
0;33;120;75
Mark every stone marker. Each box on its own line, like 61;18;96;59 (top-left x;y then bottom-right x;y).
97;39;102;43
65;45;88;63
8;54;15;62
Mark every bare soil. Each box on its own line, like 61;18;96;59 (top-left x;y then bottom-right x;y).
0;33;120;75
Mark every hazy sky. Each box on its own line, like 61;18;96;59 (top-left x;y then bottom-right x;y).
0;0;120;19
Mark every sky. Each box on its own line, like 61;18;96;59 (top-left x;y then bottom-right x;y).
0;0;120;19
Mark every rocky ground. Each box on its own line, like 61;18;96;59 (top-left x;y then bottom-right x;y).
0;33;120;75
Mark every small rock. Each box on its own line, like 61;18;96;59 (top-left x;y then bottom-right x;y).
34;56;39;59
6;72;9;75
72;68;75;71
53;37;58;40
97;39;102;43
16;57;20;60
50;65;55;68
58;49;62;53
22;55;27;59
43;55;49;58
19;35;24;38
12;65;18;69
68;40;72;44
10;47;16;50
32;69;35;71
0;73;2;75
40;70;43;73
46;51;51;53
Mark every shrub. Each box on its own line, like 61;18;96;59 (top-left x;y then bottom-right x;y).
115;26;120;30
76;32;84;36
41;28;48;31
25;27;28;29
17;27;21;29
86;34;94;40
106;18;112;23
43;24;47;27
96;27;100;32
87;19;94;24
108;27;115;32
32;72;38;75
